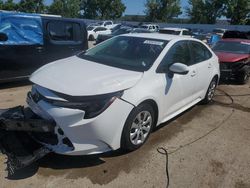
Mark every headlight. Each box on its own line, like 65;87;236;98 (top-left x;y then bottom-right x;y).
50;91;123;119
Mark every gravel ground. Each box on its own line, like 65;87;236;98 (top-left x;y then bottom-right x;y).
0;43;250;187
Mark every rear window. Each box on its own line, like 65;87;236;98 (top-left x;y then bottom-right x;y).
48;21;82;42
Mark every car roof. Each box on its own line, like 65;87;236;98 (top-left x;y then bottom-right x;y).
121;33;193;41
221;38;250;43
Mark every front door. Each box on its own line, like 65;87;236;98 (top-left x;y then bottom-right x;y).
157;41;198;119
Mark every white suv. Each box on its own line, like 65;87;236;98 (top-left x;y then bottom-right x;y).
27;33;219;155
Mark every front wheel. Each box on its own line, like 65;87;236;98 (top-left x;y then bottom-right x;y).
236;67;249;84
121;103;155;152
201;77;217;104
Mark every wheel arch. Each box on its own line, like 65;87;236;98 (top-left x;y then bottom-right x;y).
138;99;159;128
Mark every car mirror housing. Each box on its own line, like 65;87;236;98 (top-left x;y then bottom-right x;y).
0;33;8;42
169;63;190;75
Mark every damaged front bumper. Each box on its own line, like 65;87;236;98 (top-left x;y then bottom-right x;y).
0;106;54;173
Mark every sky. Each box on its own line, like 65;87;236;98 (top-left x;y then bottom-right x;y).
122;0;189;16
18;0;189;17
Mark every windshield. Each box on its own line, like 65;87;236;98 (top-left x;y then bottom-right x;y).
78;36;168;72
159;29;181;35
213;41;250;54
112;28;132;35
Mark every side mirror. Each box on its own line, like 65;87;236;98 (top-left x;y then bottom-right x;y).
0;33;8;42
169;63;189;75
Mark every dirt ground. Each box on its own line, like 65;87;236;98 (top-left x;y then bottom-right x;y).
0;80;249;188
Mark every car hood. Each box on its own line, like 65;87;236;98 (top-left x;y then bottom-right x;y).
30;56;143;96
215;51;249;63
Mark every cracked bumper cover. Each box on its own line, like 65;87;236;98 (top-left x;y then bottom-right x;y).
26;90;134;156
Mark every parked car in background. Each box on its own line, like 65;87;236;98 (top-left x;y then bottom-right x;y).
159;28;192;37
213;39;250;84
8;33;219;156
0;11;88;83
87;26;111;41
140;24;159;32
223;30;250;40
96;27;151;44
94;20;115;29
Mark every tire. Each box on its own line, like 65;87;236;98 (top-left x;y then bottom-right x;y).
121;103;155;152
236;67;249;84
88;35;95;41
201;77;218;104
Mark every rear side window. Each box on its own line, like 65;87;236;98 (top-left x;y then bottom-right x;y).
189;41;212;63
48;21;82;42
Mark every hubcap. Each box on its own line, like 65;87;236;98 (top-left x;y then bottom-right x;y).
208;81;216;101
130;111;152;145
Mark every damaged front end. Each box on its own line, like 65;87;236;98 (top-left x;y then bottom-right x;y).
0;104;73;174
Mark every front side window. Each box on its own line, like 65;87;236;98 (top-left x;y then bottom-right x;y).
78;36;168;72
183;30;191;36
160;41;192;70
189;41;212;63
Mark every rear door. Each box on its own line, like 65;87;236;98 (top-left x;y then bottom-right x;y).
188;41;214;99
44;20;86;63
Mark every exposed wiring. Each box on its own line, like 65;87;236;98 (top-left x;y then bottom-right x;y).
157;147;169;188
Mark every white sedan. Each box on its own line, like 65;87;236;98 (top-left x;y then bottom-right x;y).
87;26;111;41
27;33;220;155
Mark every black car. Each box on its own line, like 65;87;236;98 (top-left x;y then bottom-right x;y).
96;27;151;44
0;12;88;83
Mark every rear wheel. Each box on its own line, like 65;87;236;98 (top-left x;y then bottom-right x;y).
121;103;154;151
201;77;217;104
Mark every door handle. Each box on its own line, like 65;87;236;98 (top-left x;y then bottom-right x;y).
208;63;212;68
36;46;44;52
191;70;196;77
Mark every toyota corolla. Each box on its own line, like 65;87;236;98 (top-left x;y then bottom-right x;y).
1;34;220;156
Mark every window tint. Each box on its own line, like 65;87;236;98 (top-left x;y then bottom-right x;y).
183;30;191;36
190;41;212;63
160;41;192;70
106;22;112;25
94;27;106;32
48;21;81;42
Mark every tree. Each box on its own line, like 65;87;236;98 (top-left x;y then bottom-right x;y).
80;0;126;19
224;0;250;25
80;0;98;19
49;0;81;18
18;0;46;13
1;0;17;11
145;0;182;22
187;0;225;24
186;0;207;24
